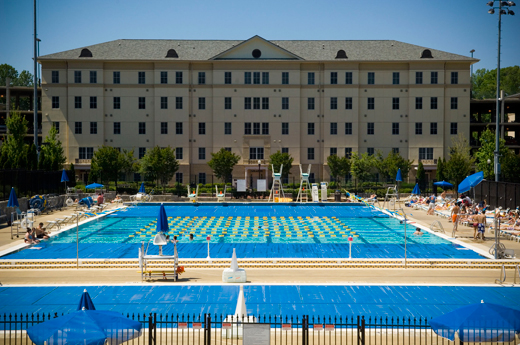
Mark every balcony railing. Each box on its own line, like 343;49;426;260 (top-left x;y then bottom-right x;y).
419;159;437;165
75;159;92;164
246;159;267;165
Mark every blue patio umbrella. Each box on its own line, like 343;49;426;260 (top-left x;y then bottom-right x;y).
433;180;453;189
396;168;403;182
77;289;96;311
7;187;19;208
430;302;520;342
157;203;169;232
139;182;145;193
61;169;69;183
458;171;484;194
85;183;104;190
412;183;421;195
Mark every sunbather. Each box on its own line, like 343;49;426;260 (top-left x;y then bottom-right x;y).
34;222;50;239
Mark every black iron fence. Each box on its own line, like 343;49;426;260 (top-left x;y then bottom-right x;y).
475;180;520;209
0;169;70;201
2;312;502;345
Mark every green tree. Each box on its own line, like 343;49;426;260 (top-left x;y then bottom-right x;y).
475;127;520;182
208;148;241;183
416;162;426;190
14;70;34;87
139;146;179;188
472;66;520;99
268;151;294;179
375;151;413;181
0;64;18;87
90;146;121;186
500;150;520;183
326;154;350;183
39;126;66;171
0;110;30;169
436;157;445;181
445;134;475;189
350;152;376;183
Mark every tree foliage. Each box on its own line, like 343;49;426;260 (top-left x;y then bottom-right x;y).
0;110;31;169
38;126;66;171
350;152;376;183
268;151;293;179
436;157;446;182
375;151;413;181
327;154;350;182
0;64;34;87
445;134;475;189
416;162;426;190
472;66;520;99
208;148;241;183
90;146;121;186
139;146;179;187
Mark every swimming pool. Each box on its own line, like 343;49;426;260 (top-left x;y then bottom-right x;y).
0;204;483;260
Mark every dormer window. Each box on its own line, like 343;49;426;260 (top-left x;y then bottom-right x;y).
79;48;92;58
166;49;179;58
420;49;433;59
335;50;347;59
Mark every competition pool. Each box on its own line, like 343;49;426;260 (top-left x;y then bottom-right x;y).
1;203;484;260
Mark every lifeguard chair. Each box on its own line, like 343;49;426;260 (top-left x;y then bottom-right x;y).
268;165;285;202
383;185;398;210
216;185;227;202
296;164;312;203
187;184;199;203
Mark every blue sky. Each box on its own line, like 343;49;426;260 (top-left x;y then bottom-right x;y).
1;0;519;75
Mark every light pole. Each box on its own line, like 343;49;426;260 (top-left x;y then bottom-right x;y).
33;0;39;161
258;160;261;190
470;49;475;80
487;0;515;259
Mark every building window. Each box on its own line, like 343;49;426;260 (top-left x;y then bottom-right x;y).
138;71;145;84
281;147;289;154
392;72;400;85
415;122;423;135
262;122;269;135
244;97;251;109
113;97;120;109
249;147;264;160
345;72;353;84
253;72;260;84
175;148;183;160
308;97;315;110
415;97;423;110
451;72;458;84
161;97;168;109
430;97;438;109
176;172;183;184
308;123;315;135
430;122;437;135
345;97;352;110
75;122;82;134
90;71;97;84
244;123;252;135
244;72;251;84
74;71;81;83
330;97;337;110
176;122;183;134
330;122;338;135
199;97;206;110
74;96;82;109
345;122;352;135
225;122;232;135
198;173;207;184
138;148;146;159
451;97;458;109
260;97;268;110
367;97;374;110
307;148;315;160
199;123;206;135
330;72;338;85
367;72;375;84
114;122;121;135
345;148;352;158
198;72;205;85
253;97;260;109
113;71;120;84
139;122;146;134
79;147;94;159
90;122;97;134
392;148;400;154
392;97;399;110
224;97;231;110
282;97;289;110
431;71;438;84
51;71;59;83
282;72;289;85
176;71;183;84
225;71;232;84
419;148;433;160
367;122;374;135
262;72;269;84
450;122;458;135
308;72;315;85
52;96;59;108
416;72;423;84
330;148;337;156
139;97;145;109
392;122;399;135
198;148;206;160
53;122;59;133
160;71;168;84
282;122;289;135
87;97;97;109
176;97;183;109
161;122;168;134
367;148;374;156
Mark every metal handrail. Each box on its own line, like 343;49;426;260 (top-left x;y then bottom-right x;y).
515;265;520;285
397;208;408;269
430;220;445;234
495;264;506;284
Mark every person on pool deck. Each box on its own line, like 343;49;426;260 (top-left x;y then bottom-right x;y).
451;203;460;233
413;228;423;236
97;192;104;205
34;222;50;239
475;212;486;240
24;228;40;244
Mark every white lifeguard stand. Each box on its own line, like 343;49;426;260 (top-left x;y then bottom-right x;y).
268;164;285;202
187;185;199;203
296;164;312;203
384;185;398;210
216;185;227;202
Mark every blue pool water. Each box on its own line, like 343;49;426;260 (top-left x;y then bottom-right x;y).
0;204;484;260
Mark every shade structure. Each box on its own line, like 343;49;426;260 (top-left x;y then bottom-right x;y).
396;168;402;182
61;169;70;183
458;171;484;194
77;289;96;311
412;184;421;195
27;309;142;345
85;183;104;190
157;203;169;232
7;187;19;208
138;182;145;193
429;302;520;342
433;180;453;189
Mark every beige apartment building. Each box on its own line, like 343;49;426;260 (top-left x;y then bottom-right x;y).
38;36;476;186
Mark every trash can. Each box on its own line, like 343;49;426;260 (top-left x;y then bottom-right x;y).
334;190;341;202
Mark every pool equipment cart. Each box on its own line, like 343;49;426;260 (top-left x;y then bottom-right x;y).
296;164;311;203
321;182;328;202
268;164;285;202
